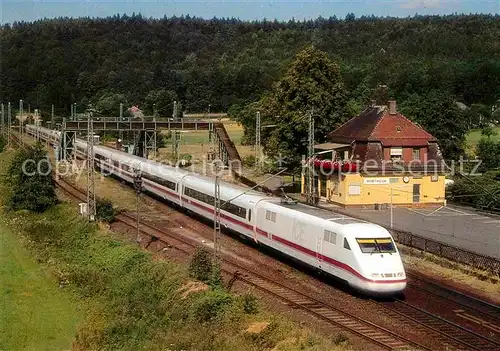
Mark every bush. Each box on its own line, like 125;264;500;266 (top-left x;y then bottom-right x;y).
191;289;233;322
0;135;6;152
476;138;500;171
448;171;500;211
188;247;214;283
243;154;256;167
332;333;349;345
96;198;117;222
241;292;259;314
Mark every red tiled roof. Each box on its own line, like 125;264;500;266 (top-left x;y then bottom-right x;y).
327;105;436;147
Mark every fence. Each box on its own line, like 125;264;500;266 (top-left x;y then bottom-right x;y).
391;228;500;277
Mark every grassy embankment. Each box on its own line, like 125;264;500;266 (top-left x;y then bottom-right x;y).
0;216;81;351
0;146;344;350
465;126;500;154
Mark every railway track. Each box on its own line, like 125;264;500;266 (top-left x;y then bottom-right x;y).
375;298;500;351
55;177;427;351
406;272;500;322
13;134;499;350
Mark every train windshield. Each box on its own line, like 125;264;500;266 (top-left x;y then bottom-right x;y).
356;238;396;254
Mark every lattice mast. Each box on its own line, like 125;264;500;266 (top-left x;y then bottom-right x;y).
7;102;11;147
213;162;222;260
172;101;180;161
86;114;96;221
255;111;261;172
1;103;4;136
19;100;23;144
133;166;143;243
307;110;315;204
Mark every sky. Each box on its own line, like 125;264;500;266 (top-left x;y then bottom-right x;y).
1;0;499;24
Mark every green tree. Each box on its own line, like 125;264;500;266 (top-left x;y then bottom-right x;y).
95;92;128;116
6;143;58;212
400;91;468;160
481;126;497;139
144;89;178;117
476;138;500;170
240;46;352;169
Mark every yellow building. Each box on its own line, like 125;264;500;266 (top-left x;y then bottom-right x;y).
302;101;446;208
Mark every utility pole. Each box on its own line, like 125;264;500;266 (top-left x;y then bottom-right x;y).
213;161;222;261
172;101;180;162
255;111;261;173
86;113;96;221
51;104;55;129
1;103;4;136
7;102;11;147
390;187;394;230
133;166;143;243
306;110;315;204
19;99;23;144
119;103;124;142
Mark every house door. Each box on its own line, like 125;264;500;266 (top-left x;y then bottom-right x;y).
320;175;327;198
413;184;421;203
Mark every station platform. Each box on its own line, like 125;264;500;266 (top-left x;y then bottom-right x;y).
318;202;500;259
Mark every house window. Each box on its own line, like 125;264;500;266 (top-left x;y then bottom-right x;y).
348;185;361;196
413;148;420;160
324;230;337;244
390;147;403;162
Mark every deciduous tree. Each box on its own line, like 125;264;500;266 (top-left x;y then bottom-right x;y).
6;143;58;212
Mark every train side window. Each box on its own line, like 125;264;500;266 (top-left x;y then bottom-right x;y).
343;238;351;250
324;230;336;244
266;210;276;222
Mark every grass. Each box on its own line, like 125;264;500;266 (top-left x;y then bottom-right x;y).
465;127;500;154
401;249;500;303
0;217;81;351
0;148;344;351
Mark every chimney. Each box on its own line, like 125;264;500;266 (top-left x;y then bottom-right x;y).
370;100;377;107
388;100;397;115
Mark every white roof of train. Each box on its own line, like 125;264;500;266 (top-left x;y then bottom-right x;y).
30;125;389;232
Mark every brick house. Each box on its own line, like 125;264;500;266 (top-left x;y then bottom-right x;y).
303;101;446;207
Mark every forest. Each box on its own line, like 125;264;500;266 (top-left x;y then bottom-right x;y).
1;14;500;159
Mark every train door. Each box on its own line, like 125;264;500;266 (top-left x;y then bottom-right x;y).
316;237;323;269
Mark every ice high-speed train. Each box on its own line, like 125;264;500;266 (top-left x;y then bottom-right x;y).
26;124;407;295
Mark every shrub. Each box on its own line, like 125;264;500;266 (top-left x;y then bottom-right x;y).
189;247;214;283
0;135;6;152
209;260;223;288
476;138;500;171
241;292;259;314
96;198;117;222
191;289;233;322
243;154;256;167
332;332;349;345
